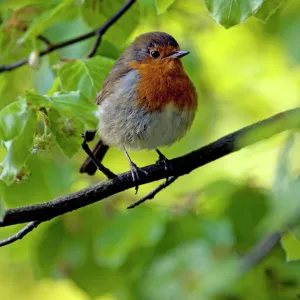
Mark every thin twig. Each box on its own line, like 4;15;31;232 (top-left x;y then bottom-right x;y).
0;220;41;247
127;176;179;209
240;232;282;273
81;136;116;179
1;107;300;228
87;34;102;58
0;0;136;73
87;0;135;57
37;35;52;47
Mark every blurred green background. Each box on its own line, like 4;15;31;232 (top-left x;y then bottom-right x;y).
1;0;300;299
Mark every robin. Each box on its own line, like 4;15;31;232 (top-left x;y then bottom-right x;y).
80;32;197;191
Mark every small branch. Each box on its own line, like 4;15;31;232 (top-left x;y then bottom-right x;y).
81;136;116;179
240;232;282;273
0;220;41;247
37;35;53;47
0;0;136;73
87;0;135;58
87;34;102;58
1;107;300;228
127;176;178;209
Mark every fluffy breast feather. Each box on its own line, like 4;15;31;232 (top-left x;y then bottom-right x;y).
97;69;196;150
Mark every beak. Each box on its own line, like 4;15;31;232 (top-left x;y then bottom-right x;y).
168;50;190;59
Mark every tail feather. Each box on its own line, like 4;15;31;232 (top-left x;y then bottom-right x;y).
80;140;109;175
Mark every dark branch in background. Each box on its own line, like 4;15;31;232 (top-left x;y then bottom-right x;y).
0;0;136;73
1;107;300;236
240;232;282;273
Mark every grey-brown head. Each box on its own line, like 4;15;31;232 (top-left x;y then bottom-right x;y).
123;32;189;63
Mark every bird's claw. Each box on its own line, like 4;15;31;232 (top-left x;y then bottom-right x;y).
129;162;148;194
156;157;172;173
156;151;172;178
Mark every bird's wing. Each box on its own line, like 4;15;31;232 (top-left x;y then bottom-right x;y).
95;55;130;105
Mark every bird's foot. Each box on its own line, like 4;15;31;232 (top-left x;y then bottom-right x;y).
129;161;148;194
156;149;172;178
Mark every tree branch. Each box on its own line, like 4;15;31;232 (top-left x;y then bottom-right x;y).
0;220;41;247
240;232;282;274
0;0;136;73
0;107;299;229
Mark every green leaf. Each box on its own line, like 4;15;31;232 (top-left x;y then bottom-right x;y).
0;108;37;185
141;240;238;299
0;100;28;141
93;40;121;60
281;231;300;262
0;0;58;10
203;0;264;28
1;151;74;209
49;92;98;129
226;185;268;250
48;109;84;158
138;0;157;16
255;0;286;22
25;90;50;108
201;219;235;248
25;90;98;129
19;0;76;43
47;77;60;96
58;56;115;102
142;241;211;299
290;224;300;241
155;0;176;14
95;208;167;268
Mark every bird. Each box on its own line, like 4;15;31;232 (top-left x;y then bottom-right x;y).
80;31;197;191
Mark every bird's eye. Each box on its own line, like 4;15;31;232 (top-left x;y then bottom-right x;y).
150;50;160;59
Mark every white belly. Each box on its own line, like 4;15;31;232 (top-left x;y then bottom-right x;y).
97;70;195;150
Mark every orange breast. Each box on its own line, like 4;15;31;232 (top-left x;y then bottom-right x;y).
130;60;197;112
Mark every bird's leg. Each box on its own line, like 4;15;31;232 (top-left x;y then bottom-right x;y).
123;147;148;194
81;133;116;179
155;149;172;176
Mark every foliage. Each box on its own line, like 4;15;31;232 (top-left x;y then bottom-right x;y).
1;0;300;300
